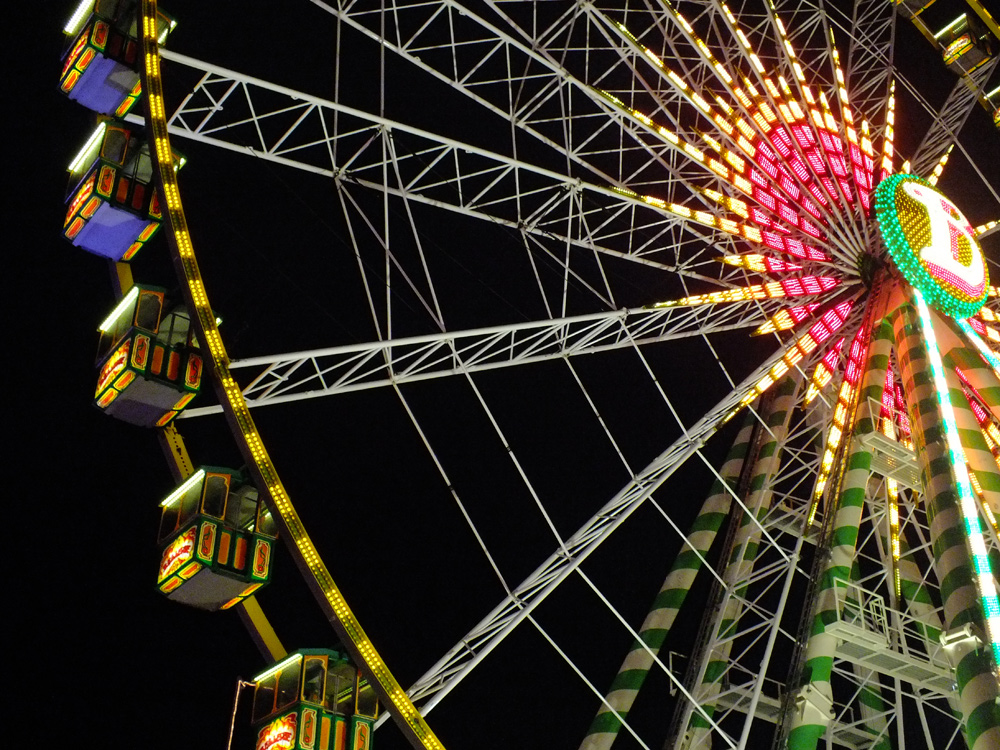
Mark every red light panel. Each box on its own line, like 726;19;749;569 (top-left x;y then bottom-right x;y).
777;276;839;296
971;398;990;424
779;175;801;199
894;383;912;435
844;359;860;384
791;124;815;148
807;183;829;206
799;197;822;220
763;230;785;250
768;132;790;158
754;188;777;210
806;150;827;175
804;300;853;352
789;304;820;322
849;333;865;362
765;257;802;273
819;177;839;200
801;219;822;238
756;141;777;161
881;370;895;416
790;157;810;182
785;237;828;260
823;337;845;369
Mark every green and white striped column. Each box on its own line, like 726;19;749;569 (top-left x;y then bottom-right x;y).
848;562;893;750
945;365;1000;513
681;376;799;750
578;413;759;750
786;317;893;750
897;533;944;641
891;294;1000;750
938;314;1000;420
895;535;961;717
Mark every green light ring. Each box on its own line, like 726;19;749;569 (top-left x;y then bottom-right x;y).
874;174;988;319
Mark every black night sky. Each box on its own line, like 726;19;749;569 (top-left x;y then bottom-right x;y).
15;2;1000;750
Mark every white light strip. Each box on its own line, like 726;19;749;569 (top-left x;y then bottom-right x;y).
159;469;206;508
253;652;303;683
68;122;106;173
157;19;177;45
98;286;139;332
64;0;92;35
934;15;967;39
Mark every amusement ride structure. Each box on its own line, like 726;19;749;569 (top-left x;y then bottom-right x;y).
59;0;1000;748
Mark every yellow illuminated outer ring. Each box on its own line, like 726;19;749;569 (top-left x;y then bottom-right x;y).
873;173;987;319
138;4;444;748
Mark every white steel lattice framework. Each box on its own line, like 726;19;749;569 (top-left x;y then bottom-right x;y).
136;0;1000;748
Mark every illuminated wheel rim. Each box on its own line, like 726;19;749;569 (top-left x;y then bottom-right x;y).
126;1;1000;747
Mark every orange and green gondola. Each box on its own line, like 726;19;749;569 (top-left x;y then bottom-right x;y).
94;284;202;427
253;650;378;750
157;467;276;610
935;13;995;75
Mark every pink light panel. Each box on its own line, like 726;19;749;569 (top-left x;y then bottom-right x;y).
790;156;811;182
792;124;815;148
799;196;822;220
881;370;895;418
803;299;854;353
894;384;912;435
970;397;990;424
772;129;793;157
807;182;829;206
760;156;780;179
754;188;777;210
778;203;798;225
806;150;828;176
779;174;801;200
844;326;867;386
777;303;821;329
806;336;845;399
822;337;846;369
968;317;1000;343
779;276;840;295
801;218;823;238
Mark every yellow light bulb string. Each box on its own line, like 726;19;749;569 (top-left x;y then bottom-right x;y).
138;3;444;747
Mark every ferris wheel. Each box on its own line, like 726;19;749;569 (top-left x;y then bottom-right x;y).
61;0;1000;748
